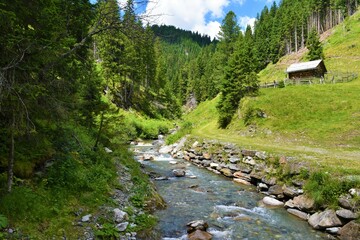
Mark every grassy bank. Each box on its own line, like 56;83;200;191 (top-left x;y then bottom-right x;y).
181;11;360;180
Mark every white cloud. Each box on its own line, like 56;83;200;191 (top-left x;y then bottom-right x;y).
238;16;256;31
144;0;230;40
234;0;246;5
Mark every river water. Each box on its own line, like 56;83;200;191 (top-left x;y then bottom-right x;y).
133;144;326;240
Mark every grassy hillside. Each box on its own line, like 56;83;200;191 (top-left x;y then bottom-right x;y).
258;10;360;83
183;10;360;178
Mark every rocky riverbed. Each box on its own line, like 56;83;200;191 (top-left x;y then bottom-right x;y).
139;137;360;239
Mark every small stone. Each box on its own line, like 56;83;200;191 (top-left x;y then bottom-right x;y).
241;150;257;157
210;163;219;168
220;168;233;177
336;209;357;220
203;153;212;160
159;145;174;154
114;208;128;223
169;161;177;165
186;220;209;233
188;175;198;179
279;156;287;165
287;209;309;220
81;214;92;222
173;169;186;177
155;176;169;181
349;188;360;197
104;147;113;153
8;229;14;234
268;185;283;196
116;222;129;232
233;178;251;185
258;183;269;191
282;185;301;198
263;197;284;207
326;227;341;235
255;151;267;160
243;156;256;166
192;141;199;148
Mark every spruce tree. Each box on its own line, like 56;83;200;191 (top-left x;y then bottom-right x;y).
307;28;324;60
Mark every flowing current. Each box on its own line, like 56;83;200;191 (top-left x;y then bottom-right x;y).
132;143;326;240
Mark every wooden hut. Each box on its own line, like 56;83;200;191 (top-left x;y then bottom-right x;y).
286;60;327;79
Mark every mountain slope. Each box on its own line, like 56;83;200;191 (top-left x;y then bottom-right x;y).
183;10;360;177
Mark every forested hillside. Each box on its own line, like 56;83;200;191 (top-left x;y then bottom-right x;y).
0;0;359;238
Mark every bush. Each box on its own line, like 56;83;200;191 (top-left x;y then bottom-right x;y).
304;171;360;208
166;121;192;145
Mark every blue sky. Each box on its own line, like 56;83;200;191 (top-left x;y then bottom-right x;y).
94;0;279;40
141;0;278;39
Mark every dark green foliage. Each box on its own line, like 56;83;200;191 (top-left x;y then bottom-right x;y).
0;214;8;229
307;28;324;60
166;122;193;145
95;223;120;239
151;25;212;46
278;80;285;88
217;29;259;128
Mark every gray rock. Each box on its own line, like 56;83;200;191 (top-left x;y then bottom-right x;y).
203;153;212;160
186;220;209;233
104;147;113;153
326;227;341;235
308;210;342;230
116;222;129;232
210;163;219;169
263;196;284;207
287;209;309;220
255;151;267;160
243;156;256;166
220;168;233;177
262;176;277;186
349;188;360;197
192;141;199;148
336;209;358;220
282;185;301;198
291;195;315;212
233;171;251;181
142;154;155;161
258;183;269;191
202;160;211;167
154;176;169;181
227;164;240;171
114;208;128;223
268;185;283;196
241;150;257;157
233;178;251;185
172;169;186;177
81;214;92;222
338;221;360;240
338;194;355;210
159;145;174;154
229;156;241;163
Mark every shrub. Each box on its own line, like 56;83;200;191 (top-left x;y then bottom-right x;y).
304;171;360;208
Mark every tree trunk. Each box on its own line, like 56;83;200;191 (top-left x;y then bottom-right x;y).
7;110;15;192
294;25;298;53
301;24;305;49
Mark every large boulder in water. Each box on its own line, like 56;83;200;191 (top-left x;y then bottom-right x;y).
172;169;186;177
188;230;213;240
186;220;209;233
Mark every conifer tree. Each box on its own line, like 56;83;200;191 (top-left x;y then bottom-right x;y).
307;28;324;60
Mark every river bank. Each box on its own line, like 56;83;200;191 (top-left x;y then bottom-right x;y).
142;137;359;239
